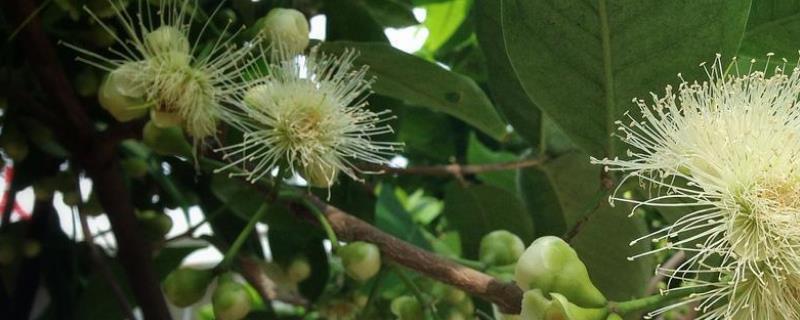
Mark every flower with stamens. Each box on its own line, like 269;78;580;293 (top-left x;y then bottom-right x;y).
591;54;800;319
217;46;400;186
63;0;257;141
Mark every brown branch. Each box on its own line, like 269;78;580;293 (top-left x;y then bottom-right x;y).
645;252;686;295
78;210;136;320
364;158;543;179
305;194;524;314
3;1;172;318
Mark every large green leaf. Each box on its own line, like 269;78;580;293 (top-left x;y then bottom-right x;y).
375;184;432;250
466;133;517;193
518;152;652;300
320;41;509;141
497;0;751;156
422;0;471;54
740;0;800;60
475;0;542;147
443;183;534;259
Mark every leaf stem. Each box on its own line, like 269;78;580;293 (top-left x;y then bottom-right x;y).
219;203;269;269
304;198;340;251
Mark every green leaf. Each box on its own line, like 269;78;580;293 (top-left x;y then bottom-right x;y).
362;0;419;28
475;0;542;147
740;0;800;61
209;173;264;220
422;0;471;54
466;133;517;193
517;152;652;300
320;41;509;141
498;0;751;156
324;0;389;42
443;183;534;258
375;184;432;250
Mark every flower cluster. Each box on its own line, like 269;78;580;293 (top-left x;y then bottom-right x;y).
69;1;398;186
593;54;800;319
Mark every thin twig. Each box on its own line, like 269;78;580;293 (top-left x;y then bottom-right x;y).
645;252;687;295
78;210;136;320
364;158;543;179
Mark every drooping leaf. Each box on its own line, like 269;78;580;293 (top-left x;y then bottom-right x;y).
320;41;509;141
375;184;431;250
443;183;534;259
498;0;751;157
466;133;517;193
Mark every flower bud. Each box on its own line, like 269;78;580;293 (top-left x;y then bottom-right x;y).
339;241;381;281
142;120;193;157
605;313;623;320
479;230;525;266
212;273;252;320
515;236;606;308
258;8;310;55
286;256;312;283
98;62;149;122
520;290;607;320
163;267;213;307
145;25;190;55
390;295;423;320
301;160;339;188
137;210;173;241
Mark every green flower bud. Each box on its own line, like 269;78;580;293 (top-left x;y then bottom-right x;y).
98;63;149;122
212;273;252;320
142;120;193;157
259;8;310;55
0;124;29;162
286;256;312;283
391;295;423;320
137;210;173;241
479;230;525;266
301;160;339;188
163;267;213;307
515;236;606;308
121;157;149;178
339;241;381;282
145;26;190;55
520;289;607;320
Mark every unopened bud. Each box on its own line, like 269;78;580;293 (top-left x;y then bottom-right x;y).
98;62;149;122
163;267;213;307
515;236;606;308
212;273;252;320
390;295;423;320
145;26;190;55
479;230;525;266
339;241;381;282
259;8;310;55
521;290;607;320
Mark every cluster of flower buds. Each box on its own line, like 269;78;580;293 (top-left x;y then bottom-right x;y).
163;268;254;320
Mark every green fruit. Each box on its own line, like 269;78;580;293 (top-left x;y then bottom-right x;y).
390;295;423;320
98;63;149;122
258;8;309;55
137;210;173;241
339;241;381;282
142;120;193;157
163;268;213;307
479;230;525;266
515;236;607;308
212;273;252;320
286;256;312;283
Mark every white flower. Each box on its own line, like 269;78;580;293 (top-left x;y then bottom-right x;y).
592;54;800;319
216;46;400;186
63;0;256;140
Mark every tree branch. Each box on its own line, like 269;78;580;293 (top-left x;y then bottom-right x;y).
364;158;543;179
304;194;524;314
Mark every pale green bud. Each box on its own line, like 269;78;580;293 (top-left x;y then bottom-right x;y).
163;267;214;307
286;256;312;283
212;273;252;320
515;236;606;308
390;295;423;320
339;241;381;281
479;230;526;266
259;8;310;55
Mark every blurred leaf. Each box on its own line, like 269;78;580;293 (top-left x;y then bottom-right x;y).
375;184;431;250
475;0;541;147
362;0;419;28
396;107;457;162
422;0;471;54
443;183;534;258
739;0;800;60
209;173;264;220
321;41;509;141
518;152;651;300
498;0;751;156
324;0;389;42
466;133;516;193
